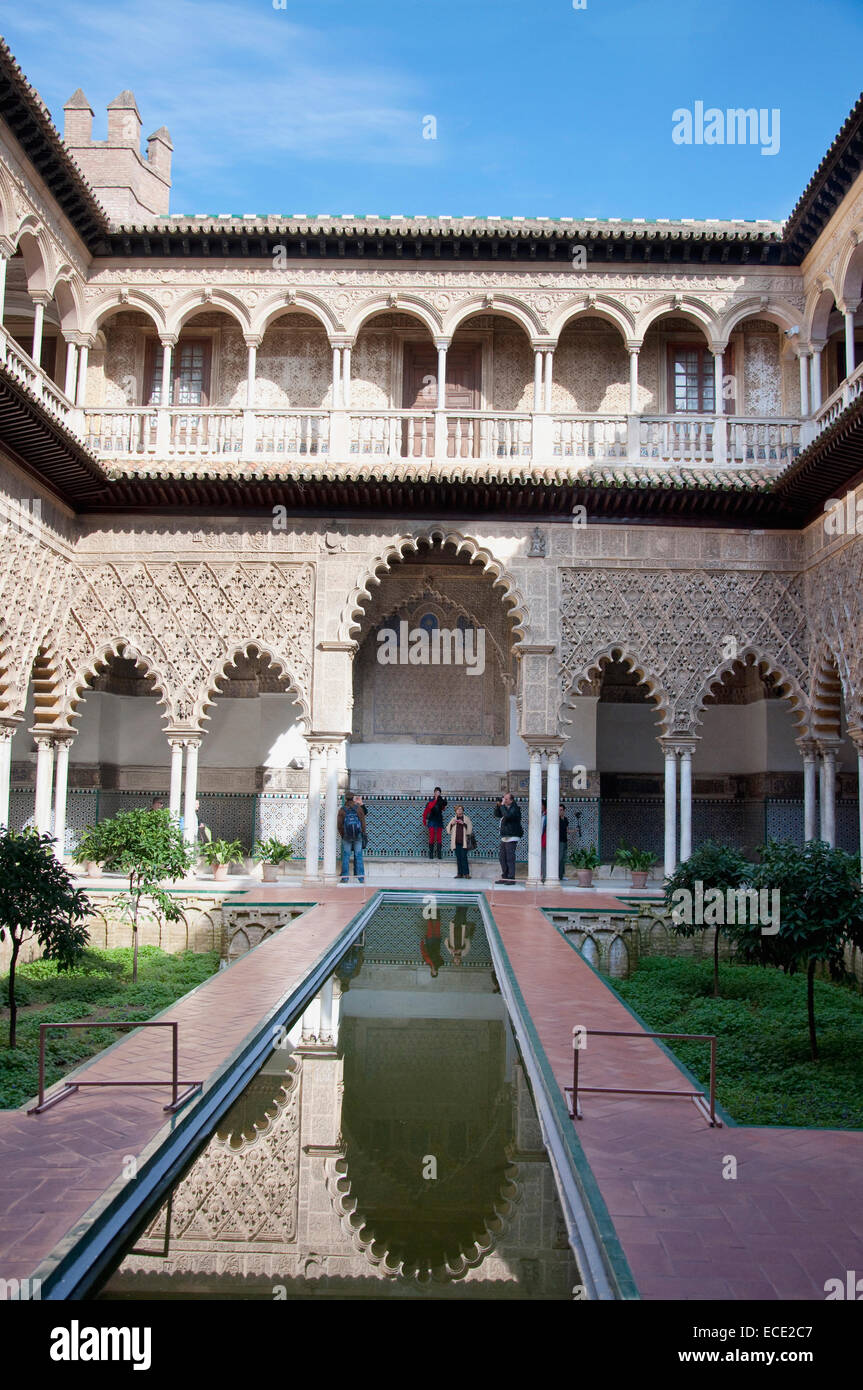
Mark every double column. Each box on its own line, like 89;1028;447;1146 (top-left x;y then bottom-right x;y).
166;735;202;845
660;737;697;878
817;739;840;848
30;729;74;856
303;737;346;882
524;741;564;887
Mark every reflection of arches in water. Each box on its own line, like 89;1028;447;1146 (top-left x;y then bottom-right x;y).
336;1016;516;1276
581;936;599;969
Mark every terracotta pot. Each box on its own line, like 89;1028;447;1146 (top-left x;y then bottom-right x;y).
576;869;594;887
86;861;101;877
212;863;229;881
261;863;279;883
631;870;650;889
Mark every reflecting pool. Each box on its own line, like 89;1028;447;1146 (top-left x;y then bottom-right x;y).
102;902;579;1299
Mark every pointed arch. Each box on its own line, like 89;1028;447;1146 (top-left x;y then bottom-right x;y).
690;646;808;734
66;640;174;730
339;529;529;646
197;639;310;732
562;644;670;736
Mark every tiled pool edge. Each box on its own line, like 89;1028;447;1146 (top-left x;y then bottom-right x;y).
479;897;639;1301
30;893;379;1300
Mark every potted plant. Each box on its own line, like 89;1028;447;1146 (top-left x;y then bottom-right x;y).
254;837;293;882
200;837;245;881
568;844;600;887
72;834;102;879
613;840;658;889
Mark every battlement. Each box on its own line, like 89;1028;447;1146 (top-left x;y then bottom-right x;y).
62;88;172;223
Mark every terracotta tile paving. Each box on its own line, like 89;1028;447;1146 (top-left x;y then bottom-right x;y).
0;890;366;1283
489;898;863;1301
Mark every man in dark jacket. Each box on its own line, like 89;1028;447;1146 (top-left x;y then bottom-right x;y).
494;793;523;883
337;794;367;883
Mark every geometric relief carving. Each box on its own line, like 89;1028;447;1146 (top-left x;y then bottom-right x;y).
59;560;314;728
139;1061;301;1248
806;539;863;728
560;566;810;735
0;531;73;718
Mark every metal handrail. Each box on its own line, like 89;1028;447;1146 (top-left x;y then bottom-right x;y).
564;1025;720;1128
27;1021;202;1116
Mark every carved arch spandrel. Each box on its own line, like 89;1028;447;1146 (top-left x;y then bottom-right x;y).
562;644;670;735
690;646;809;735
339;529;529;648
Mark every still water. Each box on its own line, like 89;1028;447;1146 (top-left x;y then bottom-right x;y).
103;902;580;1299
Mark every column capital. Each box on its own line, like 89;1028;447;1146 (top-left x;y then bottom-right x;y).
659;735;699;754
433;337;451;351
29;291;52;309
159;333;178;348
329;334;354;349
0;717;21;741
795;735;819;756
30;730;59;748
243;333;263;349
816;737;842;757
624;340;643;354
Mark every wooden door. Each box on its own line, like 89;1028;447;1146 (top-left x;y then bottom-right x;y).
402;343;481;456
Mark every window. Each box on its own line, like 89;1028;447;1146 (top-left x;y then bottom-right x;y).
145;339;211;406
419;613;439;636
669;344;714;413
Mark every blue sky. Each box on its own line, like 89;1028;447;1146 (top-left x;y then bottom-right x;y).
3;0;862;221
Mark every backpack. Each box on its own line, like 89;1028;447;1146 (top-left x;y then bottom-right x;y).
343;806;362;841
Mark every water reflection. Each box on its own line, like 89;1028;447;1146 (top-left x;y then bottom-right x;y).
104;904;578;1299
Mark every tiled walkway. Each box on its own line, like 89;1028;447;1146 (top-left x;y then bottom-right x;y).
0;891;366;1283
492;898;863;1301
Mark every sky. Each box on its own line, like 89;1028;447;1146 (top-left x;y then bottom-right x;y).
2;0;862;222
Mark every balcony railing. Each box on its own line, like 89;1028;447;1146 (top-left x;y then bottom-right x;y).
814;360;863;433
0;329;76;431
80;405;806;469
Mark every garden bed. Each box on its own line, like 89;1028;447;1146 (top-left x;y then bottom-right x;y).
609;955;863;1129
0;945;219;1109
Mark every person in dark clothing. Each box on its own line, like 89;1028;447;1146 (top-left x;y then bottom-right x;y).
337;794;366;883
422;786;448;859
494;793;523;883
559;807;570;880
421;915;443;977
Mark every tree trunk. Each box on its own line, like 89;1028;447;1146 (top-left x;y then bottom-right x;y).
713;925;720;997
7;935;20;1048
807;957;818;1062
131;873;139;984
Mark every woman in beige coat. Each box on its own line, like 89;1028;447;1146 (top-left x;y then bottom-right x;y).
445;804;474;879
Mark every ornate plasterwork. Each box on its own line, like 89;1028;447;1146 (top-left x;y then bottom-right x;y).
559;566;810;736
53;559;314;730
806;536;863;728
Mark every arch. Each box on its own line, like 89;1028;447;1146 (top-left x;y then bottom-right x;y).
563;645;670;735
810;645;846;742
635;296;719;344
804;283;839;344
66;640;174;730
0;164;17;243
837;234;863;311
690;646;808;734
167;289;251;337
444;294;541;340
198;640;310;733
50;274;84;334
11;221;51;294
339;529;529;647
83;291;167;338
717;296;803;342
251;292;339;339
549;295;634;344
346;294;441;340
322;1151;521;1284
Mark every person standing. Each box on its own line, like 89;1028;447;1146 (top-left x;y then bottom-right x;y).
540;799;547;882
558;805;570;880
494;792;523;884
446;804;474;879
337;793;366;883
422;786;448;859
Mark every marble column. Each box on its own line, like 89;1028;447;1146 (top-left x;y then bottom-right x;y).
796;738;818;841
798;350;810;417
527;747;543;886
0;253;6;326
182;737;200;845
63;339;78;400
542;349;553;413
342;344;352;409
322;742;342;883
545;749;561;884
819;742;838;848
810;347;823;412
304;742;324;880
245;338;258;407
533;348;543;411
168;739;185;822
76;341;90;406
33;734;55;836
52;738;71;858
31;299;45;366
679;744;694;863
628;347;639;413
331;345;341;408
436;342;447;410
662;741;678;879
844;307;857;379
0;721;16;829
